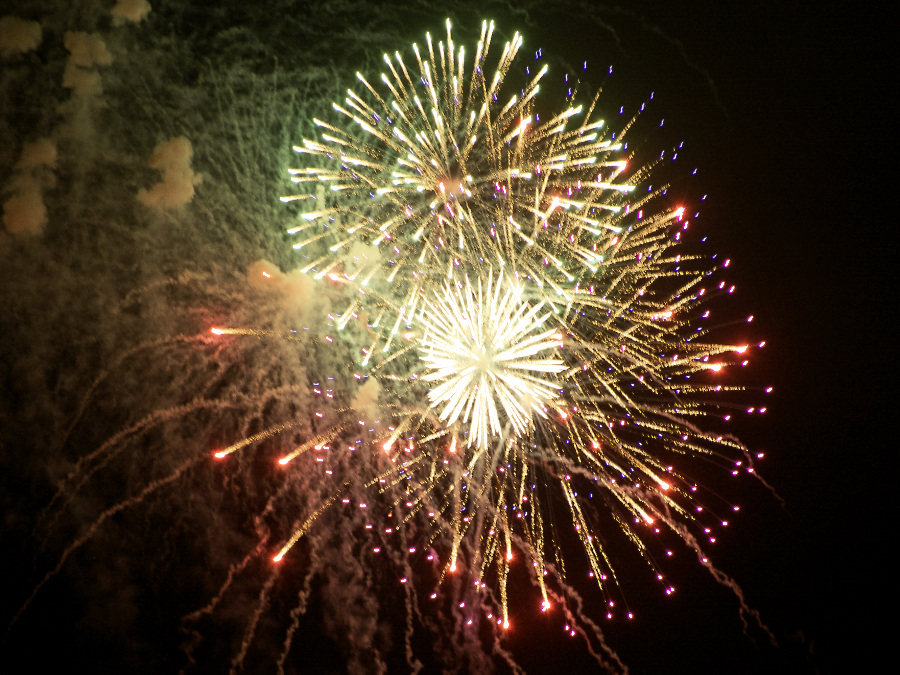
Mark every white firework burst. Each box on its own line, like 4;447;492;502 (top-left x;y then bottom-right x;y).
419;270;565;449
283;18;635;356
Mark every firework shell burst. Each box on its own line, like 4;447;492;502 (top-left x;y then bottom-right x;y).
419;269;565;451
262;18;771;629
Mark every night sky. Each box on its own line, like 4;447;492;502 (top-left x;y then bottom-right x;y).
1;1;887;673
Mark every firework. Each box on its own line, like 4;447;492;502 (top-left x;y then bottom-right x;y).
283;19;635;351
419;269;565;450
4;10;777;670
274;17;767;639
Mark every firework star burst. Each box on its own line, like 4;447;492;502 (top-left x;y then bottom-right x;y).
273;18;773;640
419;269;565;450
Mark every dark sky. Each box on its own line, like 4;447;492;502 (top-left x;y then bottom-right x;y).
0;1;887;673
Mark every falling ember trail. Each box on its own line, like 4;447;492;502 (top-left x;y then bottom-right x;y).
6;458;200;642
214;420;295;459
272;484;350;561
275;567;318;675
46;398;240;520
229;570;279;675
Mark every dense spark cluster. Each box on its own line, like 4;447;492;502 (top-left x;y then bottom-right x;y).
249;19;768;632
282;19;635;352
419;270;565;450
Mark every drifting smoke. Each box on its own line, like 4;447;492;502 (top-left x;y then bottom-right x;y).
0;15;42;57
111;0;152;27
137;137;203;209
2;139;56;235
62;31;113;97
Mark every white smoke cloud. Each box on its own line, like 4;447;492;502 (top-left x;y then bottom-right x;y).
61;63;103;97
2;178;47;236
2;139;56;236
15;138;57;170
62;31;113;98
246;258;322;309
137;137;202;208
346;239;381;271
65;31;113;67
351;377;381;417
111;0;152;25
0;16;41;57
